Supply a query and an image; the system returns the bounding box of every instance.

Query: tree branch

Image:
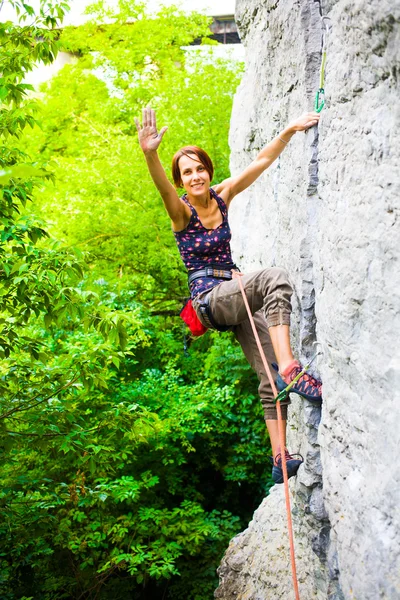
[0,372,81,420]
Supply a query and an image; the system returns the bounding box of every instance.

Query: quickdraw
[274,349,321,404]
[314,17,332,113]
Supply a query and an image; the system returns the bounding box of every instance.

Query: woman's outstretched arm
[215,112,320,205]
[135,107,188,229]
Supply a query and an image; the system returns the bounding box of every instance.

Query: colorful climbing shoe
[270,450,304,484]
[273,360,322,403]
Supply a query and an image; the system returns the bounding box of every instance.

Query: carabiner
[314,88,325,113]
[274,388,290,405]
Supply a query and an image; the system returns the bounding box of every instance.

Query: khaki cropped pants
[192,268,293,420]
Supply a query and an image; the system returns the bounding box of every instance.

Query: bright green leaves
[0,2,262,600]
[8,0,70,30]
[0,2,76,366]
[0,1,69,111]
[0,164,46,182]
[0,0,148,394]
[61,0,211,84]
[23,6,243,312]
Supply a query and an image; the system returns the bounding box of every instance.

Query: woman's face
[178,154,210,196]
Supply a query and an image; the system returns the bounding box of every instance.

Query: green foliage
[1,327,270,600]
[23,0,243,309]
[0,0,140,415]
[0,2,272,600]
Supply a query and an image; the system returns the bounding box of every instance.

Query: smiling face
[178,153,211,196]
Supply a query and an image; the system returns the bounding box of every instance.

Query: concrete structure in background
[215,0,400,599]
[196,14,240,45]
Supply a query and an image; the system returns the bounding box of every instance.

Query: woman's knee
[267,266,290,284]
[259,267,293,295]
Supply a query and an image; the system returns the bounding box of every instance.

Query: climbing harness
[232,272,322,600]
[180,294,231,336]
[314,17,332,113]
[181,265,238,338]
[197,295,231,332]
[188,266,235,285]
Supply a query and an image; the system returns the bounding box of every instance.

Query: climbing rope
[314,17,332,113]
[232,271,301,600]
[232,271,323,599]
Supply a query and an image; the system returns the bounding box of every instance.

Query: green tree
[0,0,140,413]
[0,2,272,600]
[24,0,242,310]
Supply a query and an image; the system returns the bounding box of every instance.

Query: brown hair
[171,146,214,188]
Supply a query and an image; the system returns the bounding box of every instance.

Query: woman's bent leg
[205,267,293,331]
[233,311,290,458]
[268,324,295,373]
[193,267,322,403]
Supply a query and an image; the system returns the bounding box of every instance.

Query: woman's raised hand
[135,107,168,154]
[287,112,320,132]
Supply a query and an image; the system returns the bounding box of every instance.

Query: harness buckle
[198,296,230,332]
[212,269,227,278]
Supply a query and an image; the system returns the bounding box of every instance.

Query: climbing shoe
[270,450,304,484]
[273,360,322,403]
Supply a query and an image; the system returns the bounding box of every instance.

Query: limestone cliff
[215,1,400,599]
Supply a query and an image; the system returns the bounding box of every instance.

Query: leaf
[0,165,47,183]
[111,355,120,369]
[89,457,96,475]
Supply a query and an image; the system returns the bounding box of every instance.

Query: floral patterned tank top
[173,188,236,298]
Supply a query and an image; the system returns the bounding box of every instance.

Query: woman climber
[135,107,322,484]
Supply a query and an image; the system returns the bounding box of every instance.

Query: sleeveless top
[173,188,236,298]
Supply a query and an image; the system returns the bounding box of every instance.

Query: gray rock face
[215,1,400,599]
